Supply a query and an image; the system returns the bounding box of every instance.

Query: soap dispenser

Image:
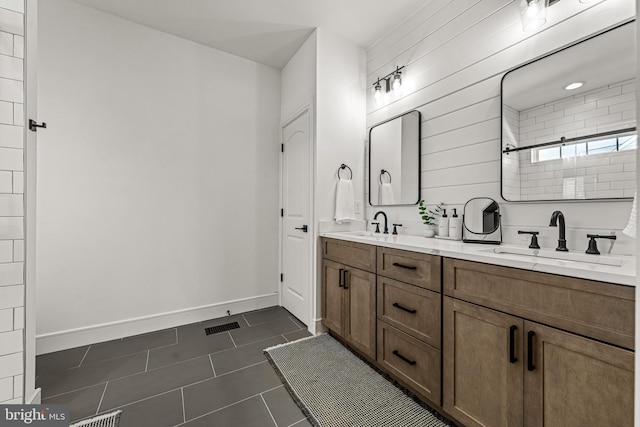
[449,208,462,240]
[438,209,449,237]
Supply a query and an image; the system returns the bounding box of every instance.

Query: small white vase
[424,229,435,238]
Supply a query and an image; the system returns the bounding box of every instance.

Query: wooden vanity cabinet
[376,247,442,405]
[443,258,634,427]
[321,239,377,360]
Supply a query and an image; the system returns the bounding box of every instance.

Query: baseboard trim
[314,318,327,335]
[36,293,279,355]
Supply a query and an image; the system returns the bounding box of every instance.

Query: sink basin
[341,231,388,239]
[482,247,625,267]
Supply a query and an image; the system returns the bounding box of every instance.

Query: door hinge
[280,208,284,217]
[281,144,284,152]
[280,273,284,282]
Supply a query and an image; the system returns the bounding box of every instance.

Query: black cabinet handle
[509,325,517,363]
[392,350,416,366]
[343,270,348,289]
[527,331,536,371]
[392,302,417,314]
[392,262,417,270]
[294,225,308,232]
[338,269,344,288]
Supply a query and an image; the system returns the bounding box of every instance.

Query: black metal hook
[337,164,352,180]
[29,119,47,132]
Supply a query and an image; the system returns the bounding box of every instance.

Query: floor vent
[205,322,240,335]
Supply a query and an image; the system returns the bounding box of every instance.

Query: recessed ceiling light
[564,82,584,91]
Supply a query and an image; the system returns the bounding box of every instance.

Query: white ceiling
[69,0,430,69]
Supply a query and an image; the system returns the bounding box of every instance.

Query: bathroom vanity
[320,233,634,427]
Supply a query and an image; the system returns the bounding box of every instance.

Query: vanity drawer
[377,277,440,348]
[321,238,376,273]
[377,247,441,291]
[443,258,635,349]
[377,321,441,405]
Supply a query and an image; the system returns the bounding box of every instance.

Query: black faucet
[373,211,389,234]
[549,210,568,252]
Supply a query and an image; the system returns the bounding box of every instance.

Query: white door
[281,108,312,327]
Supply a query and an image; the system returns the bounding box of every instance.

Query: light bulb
[520,0,547,32]
[374,81,383,106]
[392,73,402,94]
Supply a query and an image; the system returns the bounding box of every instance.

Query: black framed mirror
[501,20,636,202]
[369,110,421,206]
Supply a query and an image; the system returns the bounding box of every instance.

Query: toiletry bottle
[449,208,462,240]
[438,209,449,237]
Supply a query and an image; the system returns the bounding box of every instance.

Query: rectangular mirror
[501,21,637,201]
[369,110,421,206]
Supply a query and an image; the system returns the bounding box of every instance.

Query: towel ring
[338,164,352,180]
[379,169,392,184]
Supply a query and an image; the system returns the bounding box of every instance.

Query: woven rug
[264,334,454,427]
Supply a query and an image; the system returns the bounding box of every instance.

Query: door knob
[295,225,308,233]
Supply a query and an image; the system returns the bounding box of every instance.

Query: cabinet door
[344,267,377,359]
[443,297,524,427]
[524,321,633,427]
[321,259,344,336]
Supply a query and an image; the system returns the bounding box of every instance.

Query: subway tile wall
[0,0,24,405]
[509,79,637,200]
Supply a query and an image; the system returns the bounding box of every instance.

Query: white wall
[315,28,366,320]
[0,0,25,405]
[36,0,281,352]
[281,31,316,122]
[365,0,636,255]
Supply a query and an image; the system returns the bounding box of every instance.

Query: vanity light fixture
[564,81,584,90]
[373,65,405,107]
[520,0,549,32]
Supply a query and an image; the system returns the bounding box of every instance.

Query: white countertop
[320,231,637,287]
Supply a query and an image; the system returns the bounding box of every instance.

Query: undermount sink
[482,246,625,267]
[343,231,389,239]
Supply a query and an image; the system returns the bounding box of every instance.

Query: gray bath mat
[264,334,454,427]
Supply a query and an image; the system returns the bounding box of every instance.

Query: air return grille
[205,321,240,335]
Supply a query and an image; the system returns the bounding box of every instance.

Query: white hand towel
[623,190,636,238]
[335,178,356,224]
[379,182,395,205]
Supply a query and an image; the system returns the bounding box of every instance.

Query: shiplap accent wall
[0,0,24,404]
[365,0,636,254]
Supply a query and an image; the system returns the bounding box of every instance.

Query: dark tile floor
[36,306,313,427]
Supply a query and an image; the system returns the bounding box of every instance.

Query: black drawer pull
[338,269,344,288]
[343,270,349,290]
[509,325,517,364]
[527,331,536,371]
[392,262,417,270]
[392,350,416,366]
[392,302,417,314]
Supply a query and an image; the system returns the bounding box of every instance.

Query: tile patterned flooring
[36,306,313,427]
